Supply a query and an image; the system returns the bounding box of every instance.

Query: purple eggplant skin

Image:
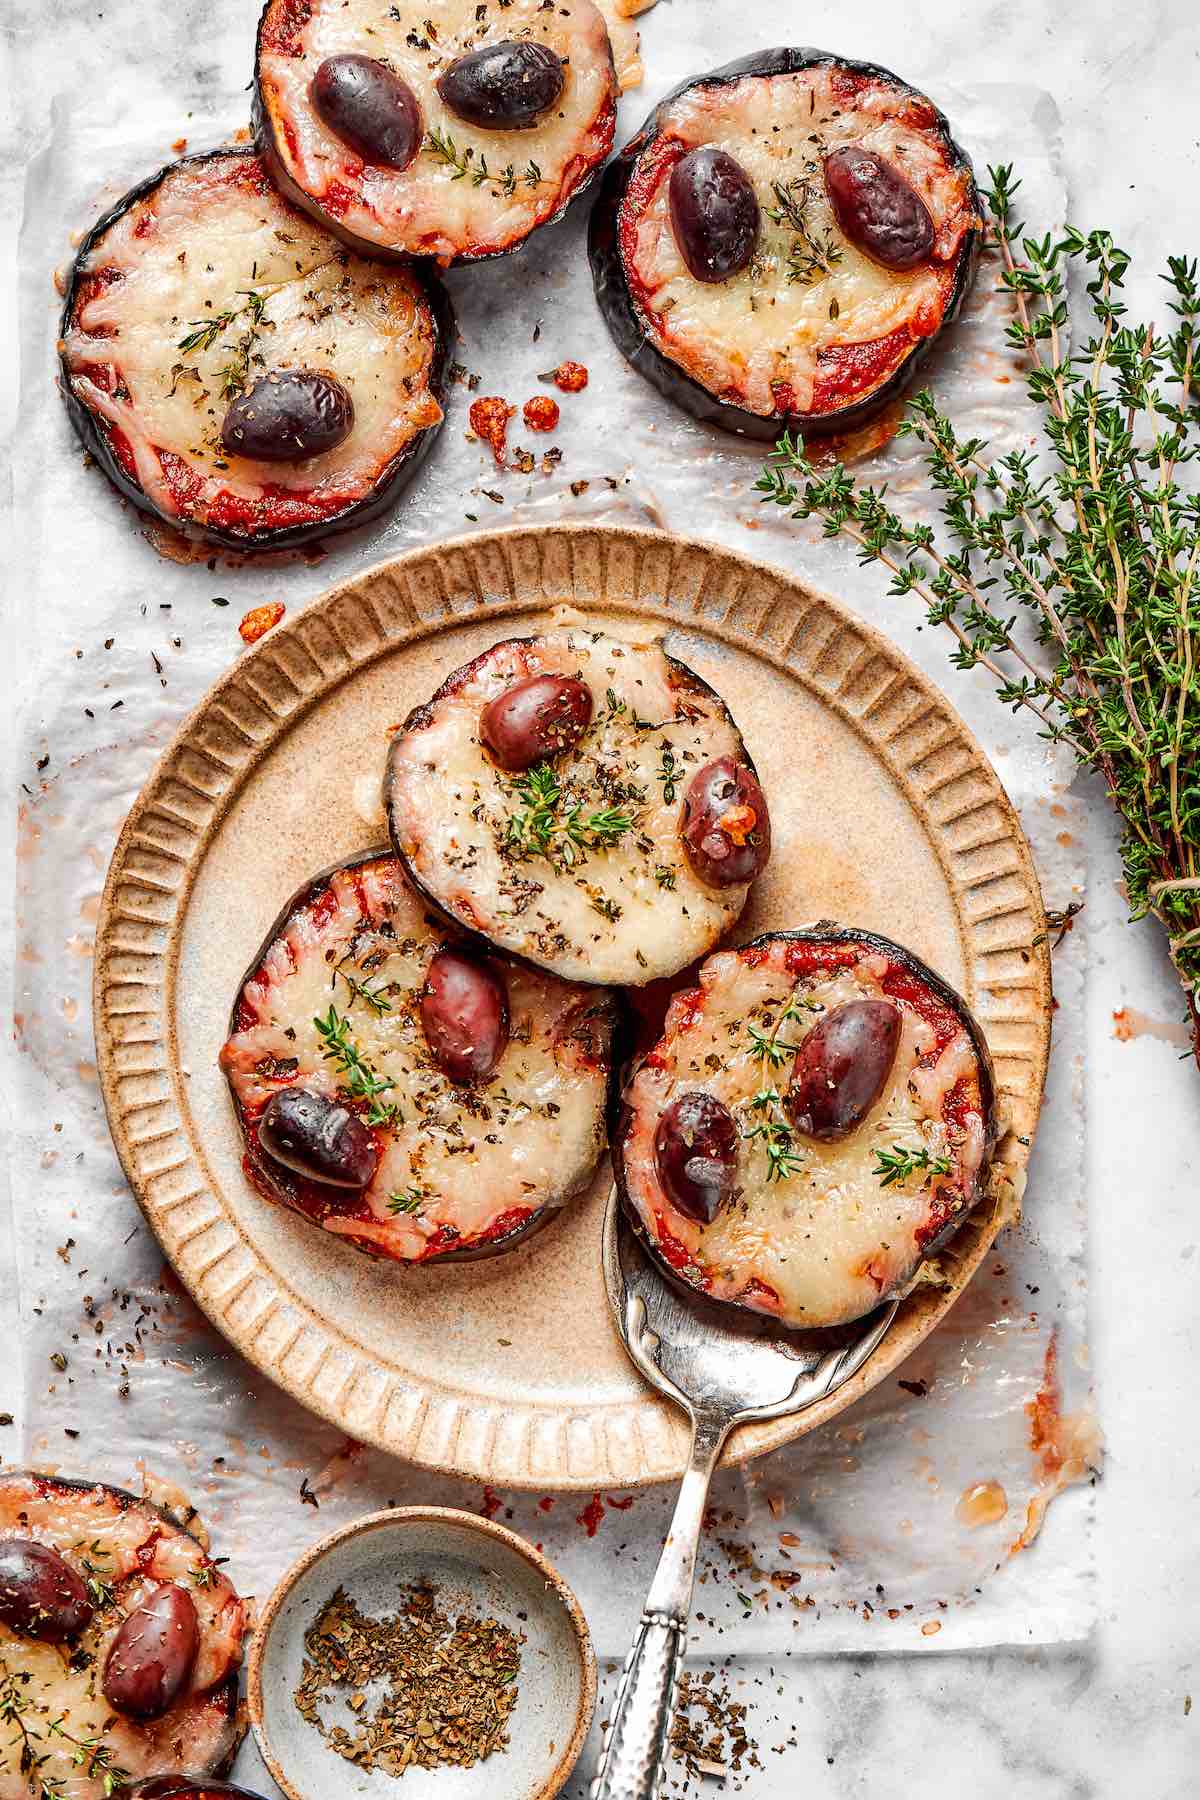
[59,148,453,554]
[223,847,626,1267]
[612,925,1001,1324]
[383,638,762,986]
[589,46,981,440]
[252,0,617,267]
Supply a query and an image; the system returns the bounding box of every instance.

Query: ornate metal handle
[590,1413,729,1800]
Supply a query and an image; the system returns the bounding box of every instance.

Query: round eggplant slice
[614,928,997,1329]
[60,148,450,552]
[384,625,767,986]
[219,851,619,1264]
[589,48,981,438]
[255,0,618,265]
[0,1471,245,1800]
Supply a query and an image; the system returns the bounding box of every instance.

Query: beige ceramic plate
[94,524,1050,1489]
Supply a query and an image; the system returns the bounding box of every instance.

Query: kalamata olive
[654,1091,739,1225]
[221,371,354,463]
[0,1538,93,1641]
[823,146,935,272]
[421,947,509,1084]
[436,39,565,131]
[479,674,593,772]
[668,146,760,283]
[680,757,770,888]
[103,1582,198,1721]
[258,1088,379,1188]
[312,54,422,169]
[785,1000,902,1140]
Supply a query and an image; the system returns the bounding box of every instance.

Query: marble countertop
[3,1,1199,1795]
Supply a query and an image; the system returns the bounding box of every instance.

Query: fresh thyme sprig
[765,177,842,286]
[335,961,394,1017]
[423,129,540,197]
[313,1005,402,1127]
[504,763,633,867]
[741,1087,806,1182]
[757,163,1200,1065]
[177,310,237,356]
[873,1144,953,1188]
[44,1722,127,1798]
[744,987,822,1070]
[656,745,679,805]
[386,1187,426,1216]
[1,1654,128,1800]
[177,289,270,398]
[78,1543,115,1611]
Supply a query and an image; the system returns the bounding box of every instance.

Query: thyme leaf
[873,1145,952,1188]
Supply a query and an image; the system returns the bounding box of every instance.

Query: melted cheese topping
[0,1475,244,1800]
[623,65,977,416]
[620,937,990,1328]
[385,626,752,986]
[62,153,442,531]
[594,0,653,90]
[259,0,616,261]
[220,855,615,1260]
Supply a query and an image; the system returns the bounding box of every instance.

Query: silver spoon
[590,1190,899,1800]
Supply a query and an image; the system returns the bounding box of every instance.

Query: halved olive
[668,146,760,283]
[479,674,593,772]
[654,1091,739,1225]
[823,146,935,271]
[312,54,422,169]
[421,947,509,1084]
[785,999,901,1140]
[221,371,354,463]
[680,757,770,888]
[258,1088,379,1187]
[103,1582,199,1721]
[0,1538,93,1641]
[436,39,565,131]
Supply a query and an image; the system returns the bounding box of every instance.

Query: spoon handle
[590,1412,729,1800]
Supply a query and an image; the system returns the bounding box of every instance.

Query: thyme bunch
[757,164,1200,1065]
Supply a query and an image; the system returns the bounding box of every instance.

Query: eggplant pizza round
[590,48,981,437]
[59,148,450,551]
[384,624,771,987]
[255,0,618,264]
[0,1472,246,1800]
[219,850,620,1264]
[614,928,997,1329]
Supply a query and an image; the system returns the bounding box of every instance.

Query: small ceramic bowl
[248,1506,596,1800]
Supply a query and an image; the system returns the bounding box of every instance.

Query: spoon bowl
[592,1191,898,1800]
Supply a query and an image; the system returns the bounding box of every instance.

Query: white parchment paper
[6,31,1095,1784]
